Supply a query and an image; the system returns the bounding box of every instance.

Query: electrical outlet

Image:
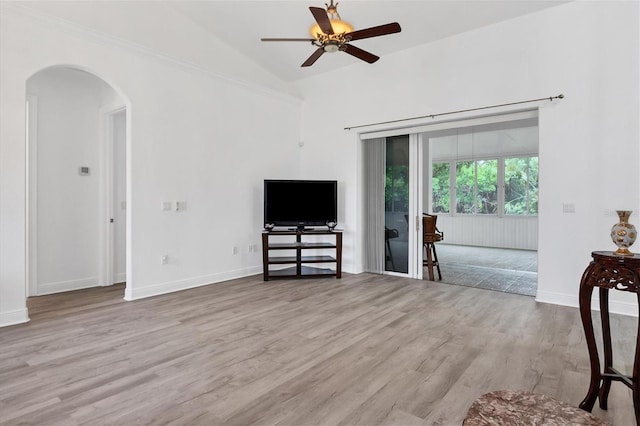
[161,255,168,264]
[252,244,258,253]
[232,246,238,255]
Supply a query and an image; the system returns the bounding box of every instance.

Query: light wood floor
[1,273,636,425]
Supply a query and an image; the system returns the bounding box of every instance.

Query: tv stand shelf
[262,230,342,281]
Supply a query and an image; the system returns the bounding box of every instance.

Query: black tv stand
[262,229,342,281]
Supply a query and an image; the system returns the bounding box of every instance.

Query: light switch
[562,203,575,213]
[161,201,172,211]
[176,201,187,211]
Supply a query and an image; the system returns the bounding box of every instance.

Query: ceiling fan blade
[301,47,325,67]
[310,6,334,35]
[343,44,379,64]
[346,22,401,41]
[261,38,316,42]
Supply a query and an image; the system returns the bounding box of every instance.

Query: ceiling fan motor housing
[323,40,341,53]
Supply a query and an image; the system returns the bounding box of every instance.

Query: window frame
[431,154,538,217]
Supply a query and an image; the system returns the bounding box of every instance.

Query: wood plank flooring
[0,273,636,425]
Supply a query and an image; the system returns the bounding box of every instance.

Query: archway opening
[26,66,130,301]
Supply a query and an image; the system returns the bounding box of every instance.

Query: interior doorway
[363,110,539,296]
[422,117,539,296]
[26,66,128,297]
[105,108,127,286]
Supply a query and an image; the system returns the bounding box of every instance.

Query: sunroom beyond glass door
[385,135,410,273]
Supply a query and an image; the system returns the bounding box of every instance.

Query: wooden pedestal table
[579,251,640,424]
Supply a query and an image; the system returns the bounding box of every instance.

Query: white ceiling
[16,0,570,83]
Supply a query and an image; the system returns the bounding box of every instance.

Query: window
[455,159,497,214]
[476,159,498,214]
[432,156,538,216]
[505,156,538,215]
[431,162,450,213]
[455,161,474,214]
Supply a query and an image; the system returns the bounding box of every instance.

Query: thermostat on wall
[79,166,90,176]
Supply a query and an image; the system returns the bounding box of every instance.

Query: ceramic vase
[610,210,637,256]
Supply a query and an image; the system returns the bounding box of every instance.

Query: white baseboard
[0,308,30,328]
[124,266,263,301]
[346,262,362,274]
[37,277,98,295]
[535,290,578,309]
[536,289,639,317]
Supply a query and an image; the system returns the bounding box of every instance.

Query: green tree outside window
[432,162,450,213]
[505,157,538,215]
[455,160,497,214]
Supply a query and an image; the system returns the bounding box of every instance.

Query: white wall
[11,1,297,98]
[1,1,638,327]
[0,4,302,326]
[437,216,538,250]
[296,1,640,315]
[27,67,119,295]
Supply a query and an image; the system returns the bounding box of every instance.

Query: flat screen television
[264,179,337,230]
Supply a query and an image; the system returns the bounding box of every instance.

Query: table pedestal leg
[579,266,600,412]
[634,293,640,424]
[578,253,640,422]
[599,288,612,410]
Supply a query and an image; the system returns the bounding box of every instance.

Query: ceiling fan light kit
[323,41,341,53]
[310,20,353,39]
[261,0,401,67]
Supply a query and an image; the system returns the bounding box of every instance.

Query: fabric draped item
[363,138,385,273]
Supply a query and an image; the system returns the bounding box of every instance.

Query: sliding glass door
[384,135,422,276]
[384,136,408,273]
[363,110,538,284]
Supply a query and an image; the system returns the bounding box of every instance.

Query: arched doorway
[26,65,130,299]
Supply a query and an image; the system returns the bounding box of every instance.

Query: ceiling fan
[261,1,401,67]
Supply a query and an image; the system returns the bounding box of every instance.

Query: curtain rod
[344,94,565,131]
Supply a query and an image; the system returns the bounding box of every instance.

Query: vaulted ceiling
[16,1,570,83]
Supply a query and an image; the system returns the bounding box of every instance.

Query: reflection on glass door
[385,135,409,273]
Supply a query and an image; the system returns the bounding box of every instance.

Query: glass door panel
[385,135,410,273]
